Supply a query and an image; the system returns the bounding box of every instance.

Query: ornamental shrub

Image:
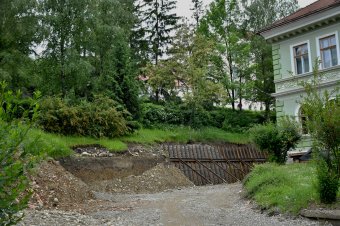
[222,109,266,133]
[317,159,339,204]
[140,102,269,130]
[250,117,301,164]
[39,96,130,138]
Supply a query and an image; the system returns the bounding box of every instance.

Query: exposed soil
[28,144,192,211]
[89,164,194,194]
[28,160,94,210]
[23,144,333,226]
[21,183,327,226]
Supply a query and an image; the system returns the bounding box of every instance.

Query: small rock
[81,152,91,157]
[98,152,108,157]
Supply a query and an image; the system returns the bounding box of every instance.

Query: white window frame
[295,104,309,135]
[316,31,340,69]
[290,40,312,75]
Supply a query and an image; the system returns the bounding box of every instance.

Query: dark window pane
[320,38,328,48]
[296,57,302,74]
[301,45,308,54]
[330,35,336,46]
[295,46,301,56]
[331,47,338,66]
[303,55,309,73]
[322,49,332,68]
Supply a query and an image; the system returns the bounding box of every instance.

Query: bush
[39,96,130,138]
[179,103,211,128]
[0,88,36,122]
[0,82,42,225]
[222,109,266,132]
[317,160,339,204]
[140,102,269,130]
[249,117,301,164]
[300,65,340,204]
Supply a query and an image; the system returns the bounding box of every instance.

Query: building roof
[260,0,340,33]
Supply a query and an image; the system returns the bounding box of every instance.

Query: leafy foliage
[300,65,340,203]
[317,159,339,204]
[0,82,41,225]
[140,101,266,130]
[0,0,38,91]
[39,96,131,138]
[250,117,301,164]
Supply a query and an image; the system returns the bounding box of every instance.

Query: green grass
[244,163,340,214]
[123,127,249,144]
[29,126,249,158]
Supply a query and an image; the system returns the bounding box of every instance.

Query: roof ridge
[259,0,340,34]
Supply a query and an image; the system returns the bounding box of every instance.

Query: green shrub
[222,109,266,132]
[317,159,339,204]
[39,96,130,138]
[0,81,42,225]
[249,117,301,164]
[179,103,211,128]
[0,88,36,122]
[140,103,184,128]
[300,65,339,204]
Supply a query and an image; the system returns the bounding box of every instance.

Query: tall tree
[0,0,38,91]
[138,0,179,64]
[243,0,298,116]
[200,0,246,110]
[191,0,204,27]
[38,0,94,96]
[146,22,226,108]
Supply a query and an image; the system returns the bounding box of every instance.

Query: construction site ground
[18,144,330,226]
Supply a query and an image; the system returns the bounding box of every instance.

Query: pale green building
[260,0,340,159]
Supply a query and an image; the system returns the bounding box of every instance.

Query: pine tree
[138,0,179,65]
[191,0,204,27]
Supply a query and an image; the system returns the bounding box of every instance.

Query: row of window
[291,32,340,75]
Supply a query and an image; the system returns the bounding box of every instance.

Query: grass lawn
[31,126,249,158]
[244,163,340,215]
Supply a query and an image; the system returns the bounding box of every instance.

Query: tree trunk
[60,31,66,97]
[228,55,235,111]
[238,75,242,111]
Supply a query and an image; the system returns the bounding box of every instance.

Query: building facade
[260,0,340,155]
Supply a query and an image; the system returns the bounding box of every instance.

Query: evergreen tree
[191,0,204,27]
[138,0,179,64]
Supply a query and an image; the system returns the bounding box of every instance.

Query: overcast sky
[176,0,318,19]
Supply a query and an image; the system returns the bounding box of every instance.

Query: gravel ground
[19,183,330,226]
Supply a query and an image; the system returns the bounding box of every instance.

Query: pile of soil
[28,145,193,211]
[29,160,94,210]
[89,163,194,194]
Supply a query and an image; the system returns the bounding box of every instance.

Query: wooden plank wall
[164,143,267,186]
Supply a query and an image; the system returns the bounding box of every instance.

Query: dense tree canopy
[0,0,299,121]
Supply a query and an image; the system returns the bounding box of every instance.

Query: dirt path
[19,183,326,226]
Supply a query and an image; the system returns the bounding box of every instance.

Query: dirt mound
[29,160,94,210]
[89,163,194,194]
